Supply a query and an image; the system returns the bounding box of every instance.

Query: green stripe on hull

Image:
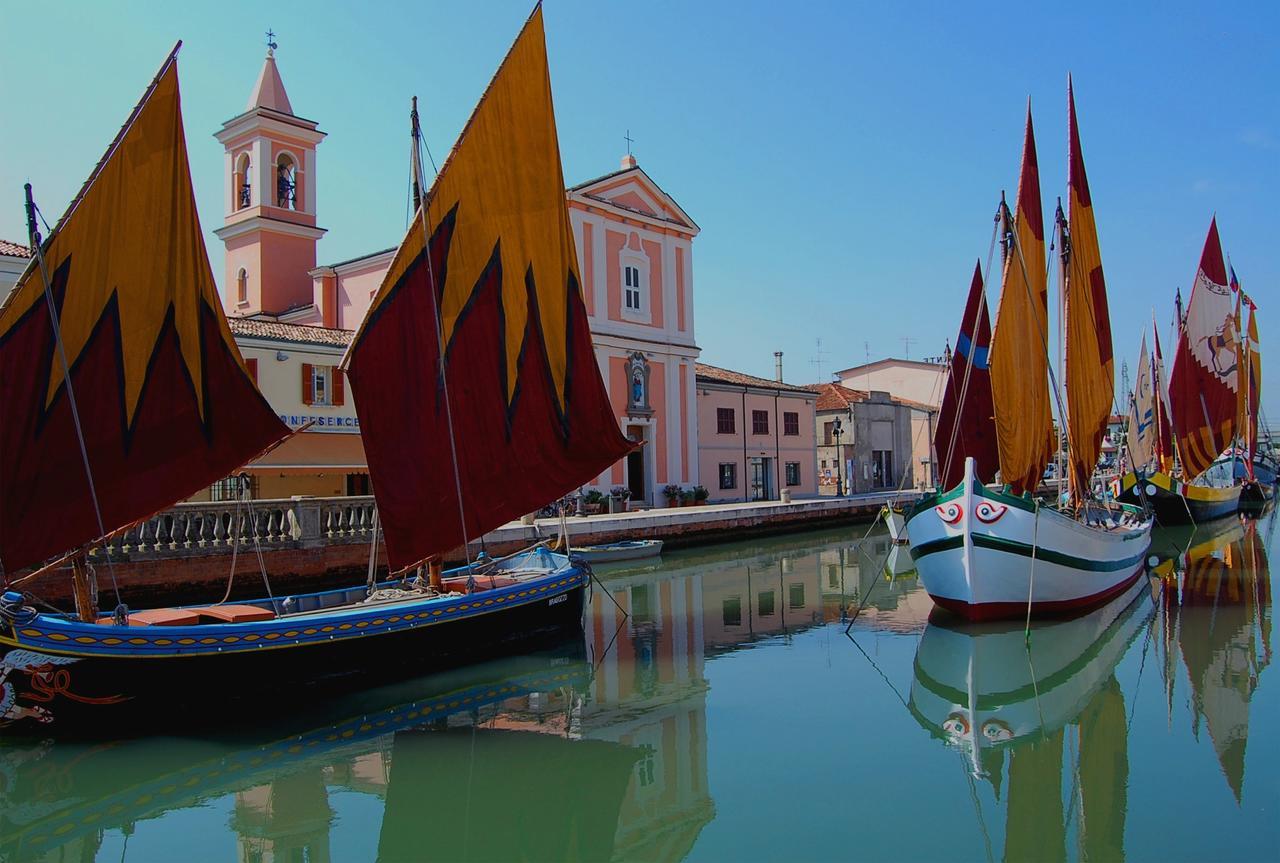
[912,532,1147,572]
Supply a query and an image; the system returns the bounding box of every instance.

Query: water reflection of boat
[0,650,639,862]
[909,577,1151,860]
[1158,514,1271,802]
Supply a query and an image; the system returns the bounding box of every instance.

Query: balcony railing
[87,496,379,561]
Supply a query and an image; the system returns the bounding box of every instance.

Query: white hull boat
[574,539,663,564]
[906,458,1153,621]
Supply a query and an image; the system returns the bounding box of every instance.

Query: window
[210,474,257,502]
[346,473,371,496]
[719,462,737,490]
[784,411,800,436]
[630,584,653,624]
[828,565,839,588]
[716,407,735,434]
[789,583,806,609]
[758,590,775,616]
[236,268,248,304]
[236,153,252,209]
[823,421,835,446]
[624,264,642,311]
[722,596,742,627]
[820,459,828,469]
[276,154,298,209]
[301,363,345,406]
[752,410,769,435]
[872,450,893,489]
[786,462,801,486]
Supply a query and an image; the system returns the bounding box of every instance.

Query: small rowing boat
[574,539,664,564]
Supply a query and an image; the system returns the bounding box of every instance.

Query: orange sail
[344,8,632,571]
[1244,298,1261,466]
[989,106,1053,494]
[0,51,290,574]
[1169,219,1239,479]
[1062,81,1115,499]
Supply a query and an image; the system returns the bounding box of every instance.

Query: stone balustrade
[87,495,379,561]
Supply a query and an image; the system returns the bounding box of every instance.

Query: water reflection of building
[702,553,827,650]
[1159,516,1272,802]
[585,569,714,861]
[233,769,333,863]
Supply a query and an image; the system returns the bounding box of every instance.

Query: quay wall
[24,493,918,608]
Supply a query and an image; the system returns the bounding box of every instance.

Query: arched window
[236,268,248,304]
[236,153,252,209]
[276,154,297,210]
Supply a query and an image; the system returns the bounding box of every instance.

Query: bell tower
[214,37,326,317]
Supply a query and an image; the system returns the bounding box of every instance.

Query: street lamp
[833,418,844,496]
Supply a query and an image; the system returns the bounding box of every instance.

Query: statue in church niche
[627,352,653,416]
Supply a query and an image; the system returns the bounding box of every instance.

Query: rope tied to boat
[0,591,36,626]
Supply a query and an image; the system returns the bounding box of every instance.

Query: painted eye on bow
[942,712,970,737]
[982,719,1013,741]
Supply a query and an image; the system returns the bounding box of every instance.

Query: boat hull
[1117,470,1241,523]
[906,458,1152,621]
[0,557,585,733]
[881,505,909,545]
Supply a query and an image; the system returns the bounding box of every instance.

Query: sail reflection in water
[1150,515,1272,802]
[907,512,1273,861]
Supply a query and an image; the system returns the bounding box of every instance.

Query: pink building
[216,49,702,506]
[694,363,817,503]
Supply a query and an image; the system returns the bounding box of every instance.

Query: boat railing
[85,495,380,561]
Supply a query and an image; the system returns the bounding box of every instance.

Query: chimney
[774,351,784,382]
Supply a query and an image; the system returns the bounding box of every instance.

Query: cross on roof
[266,29,278,54]
[624,129,634,155]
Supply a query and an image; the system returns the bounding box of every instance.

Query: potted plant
[662,484,682,508]
[583,488,605,515]
[679,488,695,507]
[693,485,709,505]
[609,486,631,513]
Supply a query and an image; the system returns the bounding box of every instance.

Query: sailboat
[1118,222,1246,521]
[906,83,1153,621]
[1217,279,1274,503]
[0,9,632,730]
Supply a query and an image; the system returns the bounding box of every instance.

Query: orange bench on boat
[188,604,276,623]
[97,608,201,627]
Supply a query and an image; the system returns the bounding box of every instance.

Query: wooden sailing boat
[1223,280,1274,503]
[1118,221,1246,521]
[905,83,1153,620]
[0,9,632,731]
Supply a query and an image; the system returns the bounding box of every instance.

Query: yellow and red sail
[989,107,1053,494]
[1062,81,1115,500]
[344,8,632,571]
[1243,298,1261,467]
[0,52,290,574]
[1169,219,1239,479]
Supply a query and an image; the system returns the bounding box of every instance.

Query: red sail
[1169,219,1239,479]
[935,260,999,489]
[344,9,632,571]
[0,54,290,574]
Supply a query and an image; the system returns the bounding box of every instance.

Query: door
[749,457,773,501]
[627,425,647,503]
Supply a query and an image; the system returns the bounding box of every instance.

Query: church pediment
[569,167,698,234]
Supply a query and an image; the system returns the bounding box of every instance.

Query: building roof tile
[0,239,32,258]
[229,317,353,348]
[695,362,813,394]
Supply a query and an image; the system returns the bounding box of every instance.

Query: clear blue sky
[2,1,1276,418]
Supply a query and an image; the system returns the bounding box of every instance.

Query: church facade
[216,49,699,506]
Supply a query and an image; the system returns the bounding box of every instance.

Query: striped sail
[989,107,1053,494]
[1169,220,1239,479]
[1062,82,1115,499]
[1128,335,1156,471]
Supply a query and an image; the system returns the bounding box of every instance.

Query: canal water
[2,512,1276,862]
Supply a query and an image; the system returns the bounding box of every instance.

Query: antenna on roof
[266,28,278,55]
[900,336,916,359]
[809,337,829,382]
